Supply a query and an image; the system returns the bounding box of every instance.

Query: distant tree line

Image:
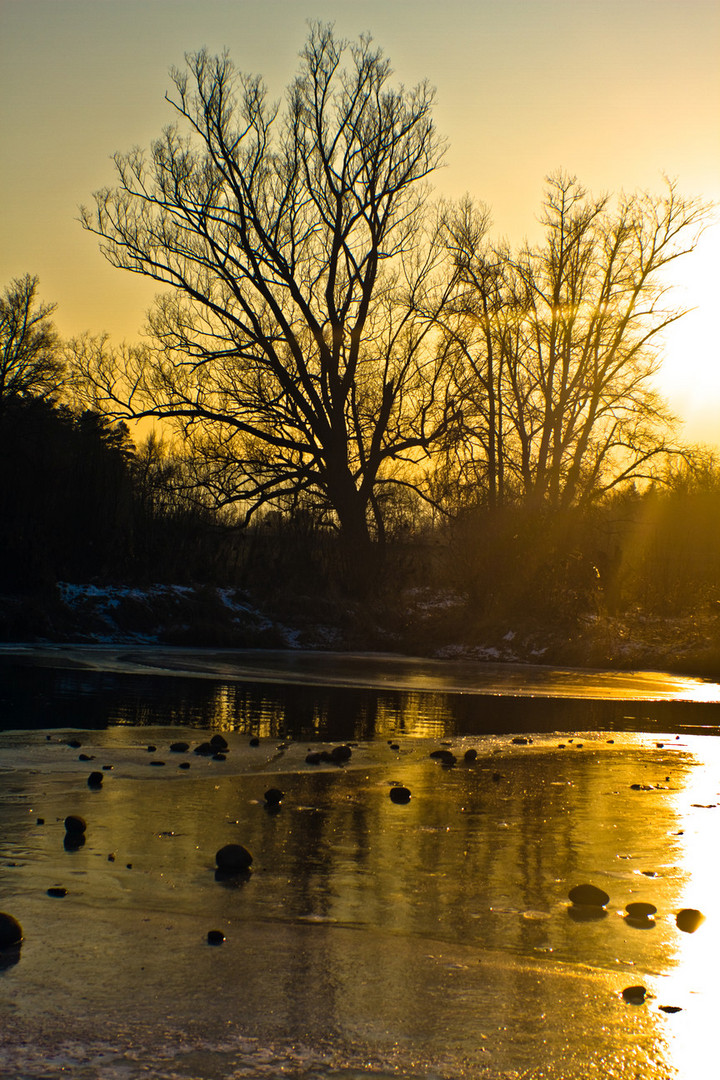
[2,25,718,628]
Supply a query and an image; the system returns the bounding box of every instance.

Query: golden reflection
[659,735,720,1080]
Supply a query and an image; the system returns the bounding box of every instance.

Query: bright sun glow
[657,223,720,448]
[660,737,720,1079]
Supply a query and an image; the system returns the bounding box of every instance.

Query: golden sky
[1,0,718,445]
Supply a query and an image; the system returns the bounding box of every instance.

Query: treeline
[1,390,718,631]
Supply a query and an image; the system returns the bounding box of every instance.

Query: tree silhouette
[76,25,455,564]
[440,174,709,510]
[0,275,63,410]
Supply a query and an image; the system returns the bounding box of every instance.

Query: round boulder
[264,788,283,806]
[215,843,253,875]
[210,734,228,751]
[0,912,23,949]
[207,929,225,945]
[568,883,610,908]
[676,908,704,934]
[64,815,87,836]
[170,742,190,753]
[626,902,657,919]
[389,786,411,804]
[622,985,647,1005]
[87,771,104,788]
[330,744,352,764]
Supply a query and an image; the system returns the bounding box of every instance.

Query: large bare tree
[76,25,454,557]
[440,174,709,510]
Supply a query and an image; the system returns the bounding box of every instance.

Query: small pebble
[249,737,260,747]
[389,786,411,804]
[87,772,104,787]
[64,815,87,835]
[464,749,478,762]
[170,742,190,753]
[622,985,647,1005]
[178,762,191,770]
[264,788,283,806]
[207,930,225,945]
[47,887,67,898]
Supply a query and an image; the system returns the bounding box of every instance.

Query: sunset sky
[1,0,718,445]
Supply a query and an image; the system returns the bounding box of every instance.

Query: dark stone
[212,753,226,762]
[149,760,165,767]
[622,985,647,1004]
[330,744,352,763]
[146,745,157,753]
[64,832,85,851]
[102,765,113,770]
[66,739,82,749]
[170,742,190,753]
[87,771,104,787]
[249,737,260,747]
[626,902,657,919]
[210,734,228,751]
[108,853,115,861]
[64,815,87,835]
[264,788,283,806]
[178,762,191,770]
[305,752,322,765]
[676,908,704,934]
[511,737,529,745]
[207,930,225,945]
[47,887,67,898]
[0,912,23,949]
[36,818,44,825]
[430,749,456,765]
[464,749,478,762]
[659,1005,682,1013]
[389,786,411,804]
[569,883,610,908]
[492,772,503,782]
[78,753,94,761]
[215,843,253,875]
[390,743,400,751]
[194,742,214,756]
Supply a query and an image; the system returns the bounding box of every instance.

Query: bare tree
[76,25,455,560]
[0,275,63,410]
[441,174,710,510]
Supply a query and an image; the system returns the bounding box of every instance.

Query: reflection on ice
[1,722,718,1077]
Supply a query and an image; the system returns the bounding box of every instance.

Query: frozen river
[1,646,719,1078]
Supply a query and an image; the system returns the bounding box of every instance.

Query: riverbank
[1,582,718,679]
